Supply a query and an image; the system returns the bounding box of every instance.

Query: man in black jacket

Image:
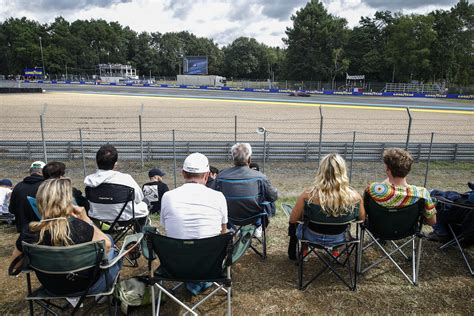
[9,161,45,232]
[142,168,169,214]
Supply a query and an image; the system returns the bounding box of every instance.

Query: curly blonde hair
[307,154,358,216]
[29,178,74,246]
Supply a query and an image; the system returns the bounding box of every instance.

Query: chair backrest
[22,240,105,295]
[364,193,424,240]
[146,231,233,281]
[303,202,359,235]
[86,183,135,224]
[215,178,265,223]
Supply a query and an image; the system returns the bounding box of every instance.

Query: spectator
[206,165,219,188]
[288,154,365,260]
[160,152,228,295]
[366,148,436,225]
[11,178,121,295]
[0,179,13,216]
[214,143,278,237]
[9,161,45,232]
[42,161,89,210]
[84,145,148,228]
[142,168,169,214]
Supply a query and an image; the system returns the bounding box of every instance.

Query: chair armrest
[281,203,294,218]
[100,233,144,269]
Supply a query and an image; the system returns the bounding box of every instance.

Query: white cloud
[0,0,459,47]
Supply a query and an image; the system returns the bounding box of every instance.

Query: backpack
[114,276,160,314]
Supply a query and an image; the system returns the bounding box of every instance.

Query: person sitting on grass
[288,153,365,260]
[365,148,436,226]
[11,178,121,295]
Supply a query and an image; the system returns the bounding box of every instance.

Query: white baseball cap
[30,161,46,169]
[182,153,209,173]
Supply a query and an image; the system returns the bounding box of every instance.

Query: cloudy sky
[0,0,458,47]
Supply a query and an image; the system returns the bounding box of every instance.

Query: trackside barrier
[20,80,474,100]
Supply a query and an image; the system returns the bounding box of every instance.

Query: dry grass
[0,160,473,315]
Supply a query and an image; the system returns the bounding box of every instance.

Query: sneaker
[424,231,449,243]
[254,226,263,238]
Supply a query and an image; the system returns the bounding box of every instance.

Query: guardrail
[1,140,472,162]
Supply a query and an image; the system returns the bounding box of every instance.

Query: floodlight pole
[39,36,46,79]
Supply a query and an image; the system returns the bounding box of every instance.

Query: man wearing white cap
[9,161,45,232]
[160,152,228,240]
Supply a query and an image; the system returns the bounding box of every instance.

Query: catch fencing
[0,107,472,187]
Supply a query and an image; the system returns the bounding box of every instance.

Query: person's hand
[71,205,88,221]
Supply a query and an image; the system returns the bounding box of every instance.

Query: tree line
[0,0,472,88]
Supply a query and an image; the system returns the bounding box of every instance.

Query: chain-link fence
[0,104,472,190]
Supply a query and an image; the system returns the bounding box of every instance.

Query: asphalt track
[36,83,474,114]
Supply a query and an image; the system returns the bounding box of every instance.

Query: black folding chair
[435,196,474,276]
[296,202,361,291]
[358,193,424,285]
[215,177,269,259]
[86,183,137,244]
[146,230,236,316]
[9,234,143,316]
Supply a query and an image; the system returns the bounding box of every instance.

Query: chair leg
[262,223,267,260]
[357,228,365,274]
[27,273,34,316]
[157,282,163,316]
[297,241,303,290]
[415,237,422,285]
[227,266,232,316]
[448,224,474,275]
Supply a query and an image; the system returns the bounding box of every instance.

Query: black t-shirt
[16,217,96,295]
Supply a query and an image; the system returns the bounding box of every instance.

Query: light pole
[39,36,46,79]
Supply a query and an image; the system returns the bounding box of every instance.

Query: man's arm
[263,177,278,202]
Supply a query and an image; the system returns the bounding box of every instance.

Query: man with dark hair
[214,143,278,237]
[42,161,66,179]
[366,148,436,225]
[206,165,219,188]
[42,161,89,210]
[84,145,148,225]
[9,161,45,232]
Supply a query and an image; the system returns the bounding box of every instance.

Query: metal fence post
[318,105,323,165]
[172,129,177,188]
[40,104,48,163]
[424,132,434,187]
[139,104,144,168]
[349,131,356,184]
[405,107,412,150]
[234,115,237,143]
[262,130,267,174]
[79,128,86,178]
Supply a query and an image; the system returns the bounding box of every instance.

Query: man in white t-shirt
[161,153,228,239]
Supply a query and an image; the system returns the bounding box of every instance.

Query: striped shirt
[366,182,436,219]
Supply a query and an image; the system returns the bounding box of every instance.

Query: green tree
[283,0,349,81]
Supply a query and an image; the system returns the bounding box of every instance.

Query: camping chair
[215,177,269,259]
[435,196,474,276]
[296,202,361,291]
[146,226,255,316]
[9,233,143,316]
[86,183,137,244]
[357,193,424,285]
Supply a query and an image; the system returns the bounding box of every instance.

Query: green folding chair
[357,193,424,285]
[297,202,361,291]
[9,233,143,316]
[146,226,255,316]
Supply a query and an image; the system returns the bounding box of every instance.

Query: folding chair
[9,233,143,316]
[435,196,474,276]
[357,193,424,285]
[146,228,253,316]
[296,202,361,291]
[215,178,269,259]
[86,183,137,244]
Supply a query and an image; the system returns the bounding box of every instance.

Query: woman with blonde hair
[288,154,365,259]
[11,178,120,294]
